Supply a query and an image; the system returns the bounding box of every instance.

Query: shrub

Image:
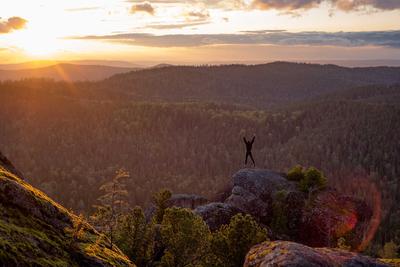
[299,167,327,193]
[114,207,154,266]
[153,189,172,224]
[160,207,210,267]
[271,190,288,236]
[287,165,304,182]
[378,241,399,259]
[210,213,268,267]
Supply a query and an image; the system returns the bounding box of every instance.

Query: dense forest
[0,62,399,256]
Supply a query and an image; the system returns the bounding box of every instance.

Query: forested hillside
[100,62,400,107]
[0,62,399,255]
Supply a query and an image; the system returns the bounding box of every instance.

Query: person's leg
[249,152,255,167]
[245,152,249,165]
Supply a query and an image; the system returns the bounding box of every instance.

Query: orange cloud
[131,2,155,15]
[0,17,27,34]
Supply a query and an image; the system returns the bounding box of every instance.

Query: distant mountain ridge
[0,63,139,81]
[0,60,142,70]
[101,62,400,107]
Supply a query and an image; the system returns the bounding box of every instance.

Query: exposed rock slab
[245,241,388,267]
[225,169,295,224]
[194,202,242,231]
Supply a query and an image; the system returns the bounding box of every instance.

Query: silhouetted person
[243,136,255,167]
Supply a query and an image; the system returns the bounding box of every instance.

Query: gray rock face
[0,170,72,231]
[194,169,296,230]
[225,169,294,224]
[194,202,242,231]
[167,194,208,209]
[245,241,388,267]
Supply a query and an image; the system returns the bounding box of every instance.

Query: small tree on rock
[91,168,130,248]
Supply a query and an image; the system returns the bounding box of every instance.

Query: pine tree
[91,169,130,248]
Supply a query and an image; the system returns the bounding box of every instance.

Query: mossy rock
[0,165,134,267]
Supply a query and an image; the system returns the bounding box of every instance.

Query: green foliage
[287,165,327,195]
[160,207,210,267]
[336,237,351,251]
[159,251,175,267]
[299,167,327,193]
[209,213,268,267]
[271,190,288,236]
[114,207,154,267]
[153,189,172,224]
[287,165,304,182]
[378,241,399,259]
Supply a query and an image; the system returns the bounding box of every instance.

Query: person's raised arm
[251,136,255,144]
[243,137,247,144]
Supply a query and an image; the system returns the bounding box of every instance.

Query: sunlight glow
[1,0,399,63]
[10,29,63,57]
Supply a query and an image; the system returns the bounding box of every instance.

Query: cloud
[252,0,400,11]
[0,17,27,34]
[332,0,400,11]
[146,21,210,29]
[253,0,322,10]
[127,0,245,10]
[65,7,101,12]
[186,10,210,19]
[131,2,155,15]
[74,30,400,48]
[128,0,400,11]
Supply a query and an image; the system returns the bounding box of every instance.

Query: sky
[1,0,400,64]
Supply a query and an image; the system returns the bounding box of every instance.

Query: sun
[10,28,63,57]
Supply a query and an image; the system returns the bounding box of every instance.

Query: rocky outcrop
[194,169,298,230]
[194,168,372,251]
[194,202,242,231]
[0,158,134,266]
[0,151,24,180]
[225,169,295,225]
[244,241,388,267]
[167,194,208,209]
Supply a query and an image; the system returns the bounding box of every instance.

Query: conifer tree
[91,169,130,248]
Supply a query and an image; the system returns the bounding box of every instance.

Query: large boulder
[194,202,242,231]
[244,241,388,267]
[225,169,295,224]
